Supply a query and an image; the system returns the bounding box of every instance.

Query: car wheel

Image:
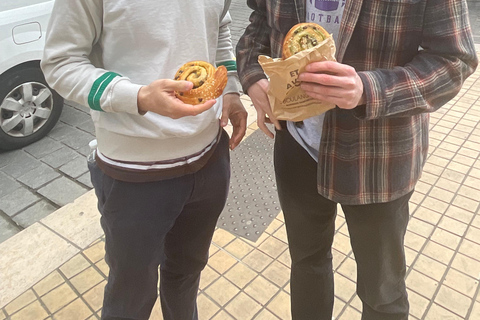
[0,66,64,151]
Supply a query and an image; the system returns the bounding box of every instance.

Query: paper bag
[258,35,337,122]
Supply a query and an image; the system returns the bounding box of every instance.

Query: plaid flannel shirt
[236,0,478,205]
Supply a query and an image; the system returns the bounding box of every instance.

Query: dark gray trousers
[89,131,230,320]
[274,127,411,320]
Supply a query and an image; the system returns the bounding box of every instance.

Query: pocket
[88,160,106,209]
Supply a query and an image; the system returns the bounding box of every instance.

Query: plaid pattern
[236,0,478,205]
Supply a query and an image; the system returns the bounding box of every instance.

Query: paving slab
[467,1,480,44]
[40,146,82,169]
[76,144,92,157]
[0,187,40,217]
[37,176,89,207]
[40,190,103,249]
[46,121,75,141]
[0,223,80,308]
[58,129,95,151]
[12,200,57,229]
[65,100,90,113]
[23,136,63,159]
[58,105,92,127]
[17,163,61,189]
[0,172,22,198]
[0,149,22,169]
[1,152,40,179]
[76,119,96,135]
[58,156,89,179]
[0,215,20,243]
[77,172,94,189]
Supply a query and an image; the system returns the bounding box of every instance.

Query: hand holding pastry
[174,61,228,105]
[137,79,216,119]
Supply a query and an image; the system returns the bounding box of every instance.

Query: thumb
[163,79,194,92]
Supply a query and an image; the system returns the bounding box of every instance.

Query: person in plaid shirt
[236,0,478,319]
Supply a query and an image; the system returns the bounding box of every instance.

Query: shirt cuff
[224,74,243,95]
[356,71,383,120]
[105,78,144,115]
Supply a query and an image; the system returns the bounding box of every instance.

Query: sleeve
[235,0,272,94]
[355,0,478,120]
[216,12,242,95]
[40,0,142,115]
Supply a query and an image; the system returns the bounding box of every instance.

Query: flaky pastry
[174,61,227,105]
[282,23,330,59]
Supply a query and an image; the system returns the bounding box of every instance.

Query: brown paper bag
[258,35,337,122]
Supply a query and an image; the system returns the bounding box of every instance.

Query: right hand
[247,79,281,138]
[137,79,216,119]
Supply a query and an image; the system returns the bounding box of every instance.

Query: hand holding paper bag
[300,61,365,111]
[258,23,337,122]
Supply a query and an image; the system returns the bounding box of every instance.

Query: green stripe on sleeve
[217,60,237,72]
[88,72,121,111]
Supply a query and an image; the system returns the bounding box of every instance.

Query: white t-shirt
[287,0,346,161]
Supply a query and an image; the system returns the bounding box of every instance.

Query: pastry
[174,61,227,105]
[282,23,330,59]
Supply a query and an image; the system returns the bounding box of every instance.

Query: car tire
[0,66,63,151]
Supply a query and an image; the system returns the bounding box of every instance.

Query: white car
[0,0,63,150]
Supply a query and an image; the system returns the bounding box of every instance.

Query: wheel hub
[20,101,36,117]
[0,81,53,137]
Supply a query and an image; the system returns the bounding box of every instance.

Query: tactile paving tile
[218,129,282,242]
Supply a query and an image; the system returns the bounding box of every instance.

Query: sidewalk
[1,64,479,319]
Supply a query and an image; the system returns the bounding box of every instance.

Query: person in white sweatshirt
[41,1,247,319]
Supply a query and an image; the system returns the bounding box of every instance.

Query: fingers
[298,61,364,110]
[193,99,217,114]
[257,112,275,139]
[248,80,279,137]
[260,105,281,131]
[269,115,282,131]
[302,89,337,105]
[162,79,194,92]
[229,116,247,150]
[253,102,276,138]
[301,61,358,87]
[301,82,343,98]
[169,99,216,119]
[305,60,349,74]
[299,72,349,88]
[302,85,360,110]
[220,104,229,127]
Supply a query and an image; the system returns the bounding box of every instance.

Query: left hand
[299,61,366,109]
[221,93,248,150]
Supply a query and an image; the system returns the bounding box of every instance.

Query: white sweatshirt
[41,0,241,163]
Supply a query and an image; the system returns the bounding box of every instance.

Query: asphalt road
[0,0,479,243]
